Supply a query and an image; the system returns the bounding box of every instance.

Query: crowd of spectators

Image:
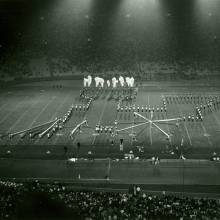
[1,56,220,83]
[0,180,220,220]
[1,0,220,83]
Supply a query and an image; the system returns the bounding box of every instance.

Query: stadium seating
[0,180,219,219]
[1,56,220,83]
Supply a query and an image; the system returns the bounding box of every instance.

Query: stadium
[0,0,220,219]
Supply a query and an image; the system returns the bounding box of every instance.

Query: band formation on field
[1,76,220,157]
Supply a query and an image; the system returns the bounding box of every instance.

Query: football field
[0,80,220,160]
[0,79,220,194]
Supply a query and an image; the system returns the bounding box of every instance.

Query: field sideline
[0,158,220,195]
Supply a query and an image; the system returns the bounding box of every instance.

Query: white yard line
[0,91,23,112]
[0,102,8,112]
[52,92,73,145]
[183,121,192,146]
[6,95,43,133]
[27,96,56,129]
[148,95,153,145]
[200,122,212,147]
[174,97,192,146]
[0,96,28,124]
[91,99,108,145]
[34,94,70,145]
[130,91,137,142]
[12,95,56,146]
[161,93,172,139]
[211,111,220,130]
[24,96,57,145]
[198,95,215,147]
[131,111,135,144]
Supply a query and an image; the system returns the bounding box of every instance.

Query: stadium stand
[1,56,220,83]
[0,180,220,220]
[0,1,220,219]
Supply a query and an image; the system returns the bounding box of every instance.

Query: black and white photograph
[0,0,220,219]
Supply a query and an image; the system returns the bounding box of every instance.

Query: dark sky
[0,0,220,68]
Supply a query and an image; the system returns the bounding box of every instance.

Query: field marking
[200,122,212,147]
[0,102,9,113]
[211,111,220,130]
[34,93,71,145]
[161,93,172,141]
[91,98,108,145]
[27,96,56,129]
[66,93,93,147]
[52,91,74,145]
[107,158,111,178]
[147,94,153,145]
[174,97,192,146]
[12,94,57,146]
[0,95,28,125]
[0,91,23,112]
[183,122,192,146]
[6,94,43,133]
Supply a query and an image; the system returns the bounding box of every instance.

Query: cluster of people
[195,107,204,122]
[46,121,61,139]
[1,0,220,82]
[83,75,135,88]
[117,105,167,115]
[74,99,93,113]
[0,180,220,220]
[197,99,220,115]
[165,95,220,106]
[95,124,115,135]
[62,105,74,123]
[83,75,93,87]
[151,156,160,165]
[211,152,220,162]
[109,87,138,102]
[45,104,75,139]
[43,103,76,139]
[80,88,92,99]
[165,95,204,104]
[181,112,204,123]
[163,95,220,122]
[116,95,168,119]
[162,98,167,113]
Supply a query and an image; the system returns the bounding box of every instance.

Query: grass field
[0,79,220,192]
[0,80,220,160]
